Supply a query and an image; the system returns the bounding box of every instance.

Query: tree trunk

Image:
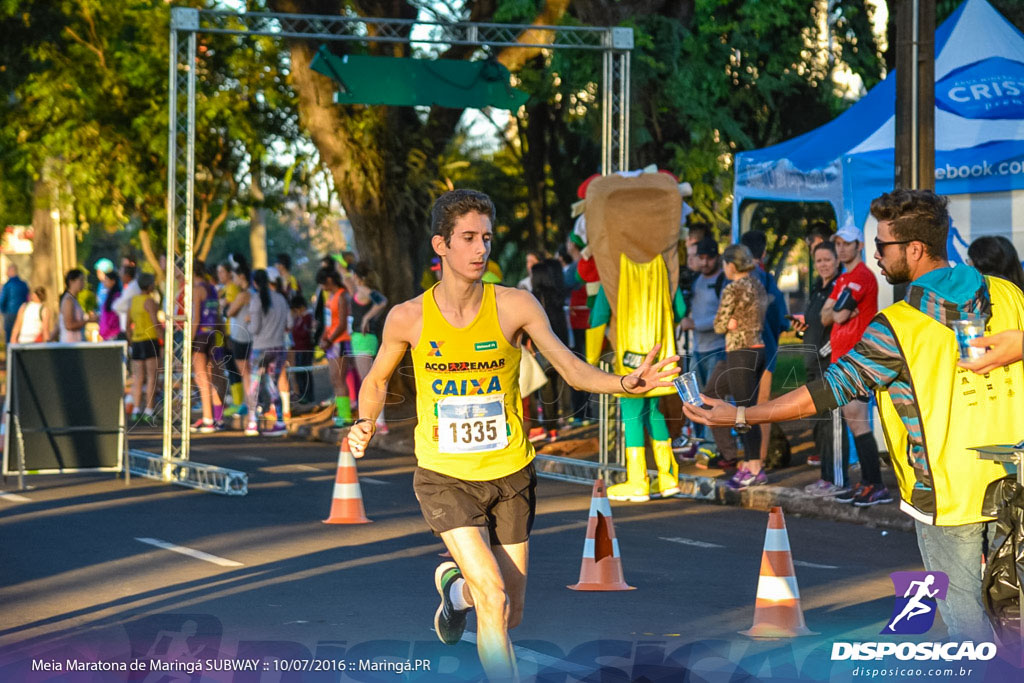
[30,178,58,301]
[250,161,268,269]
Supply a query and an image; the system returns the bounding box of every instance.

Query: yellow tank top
[412,283,534,481]
[130,294,159,341]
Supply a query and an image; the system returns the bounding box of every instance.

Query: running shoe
[189,418,206,433]
[264,421,287,437]
[375,420,389,435]
[223,404,242,418]
[834,482,867,504]
[333,417,353,428]
[528,427,547,443]
[547,429,559,442]
[726,469,767,490]
[803,479,849,497]
[199,420,222,434]
[671,435,699,461]
[244,422,260,437]
[806,454,822,466]
[433,562,470,645]
[853,485,894,507]
[694,447,737,470]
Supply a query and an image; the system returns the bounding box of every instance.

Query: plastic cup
[674,370,703,406]
[952,318,986,360]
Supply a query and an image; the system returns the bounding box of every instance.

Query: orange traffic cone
[568,479,634,591]
[740,507,816,637]
[323,438,371,524]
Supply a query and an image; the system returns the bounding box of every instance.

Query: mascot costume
[577,170,686,502]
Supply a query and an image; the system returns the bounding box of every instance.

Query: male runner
[347,189,678,680]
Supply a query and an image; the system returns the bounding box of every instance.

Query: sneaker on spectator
[672,435,699,461]
[695,447,737,470]
[264,421,287,437]
[244,422,260,437]
[726,469,767,490]
[803,479,833,496]
[834,482,867,504]
[547,429,558,442]
[806,454,821,466]
[375,419,389,435]
[853,485,894,507]
[190,418,206,433]
[528,427,547,443]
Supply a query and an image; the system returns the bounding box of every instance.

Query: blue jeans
[690,347,725,440]
[914,520,995,642]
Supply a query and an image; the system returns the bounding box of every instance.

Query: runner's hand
[621,344,680,392]
[682,395,737,426]
[348,420,375,458]
[958,330,1024,375]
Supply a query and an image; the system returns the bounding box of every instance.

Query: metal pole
[180,29,198,462]
[601,49,611,176]
[910,0,919,187]
[162,25,179,460]
[617,51,629,172]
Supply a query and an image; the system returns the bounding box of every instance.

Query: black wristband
[353,418,374,427]
[620,375,631,394]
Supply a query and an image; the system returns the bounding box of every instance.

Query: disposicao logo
[882,571,948,635]
[830,570,998,664]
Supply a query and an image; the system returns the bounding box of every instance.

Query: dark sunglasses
[874,237,913,252]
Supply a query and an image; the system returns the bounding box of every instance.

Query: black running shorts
[130,339,159,361]
[412,462,537,546]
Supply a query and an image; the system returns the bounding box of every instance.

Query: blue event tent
[732,0,1024,261]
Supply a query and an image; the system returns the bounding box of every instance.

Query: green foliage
[0,0,304,268]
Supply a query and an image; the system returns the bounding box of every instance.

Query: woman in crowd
[791,242,850,496]
[98,269,123,340]
[527,258,570,442]
[702,244,768,488]
[129,273,162,424]
[968,235,1024,293]
[191,260,224,433]
[347,262,388,432]
[11,287,54,344]
[226,266,253,417]
[245,268,290,437]
[59,269,94,342]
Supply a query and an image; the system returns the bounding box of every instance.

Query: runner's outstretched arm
[514,289,678,395]
[348,304,415,457]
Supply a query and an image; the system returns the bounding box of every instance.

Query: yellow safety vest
[411,283,534,481]
[876,276,1024,526]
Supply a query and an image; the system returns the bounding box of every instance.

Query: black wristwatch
[734,406,752,434]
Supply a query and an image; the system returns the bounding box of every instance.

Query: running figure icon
[888,574,940,631]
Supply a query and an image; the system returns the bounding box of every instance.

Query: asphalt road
[0,431,1014,682]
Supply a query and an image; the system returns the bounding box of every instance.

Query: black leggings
[704,347,765,461]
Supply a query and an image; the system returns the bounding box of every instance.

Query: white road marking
[238,455,268,462]
[359,477,389,485]
[659,536,725,549]
[136,537,243,567]
[0,491,31,503]
[293,465,320,472]
[793,560,840,570]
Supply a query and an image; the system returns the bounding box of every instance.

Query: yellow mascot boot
[607,447,651,502]
[650,439,680,498]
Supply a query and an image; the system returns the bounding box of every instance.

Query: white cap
[265,266,282,283]
[833,221,863,244]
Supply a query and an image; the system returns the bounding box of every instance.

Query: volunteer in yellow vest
[347,189,678,681]
[685,189,1024,643]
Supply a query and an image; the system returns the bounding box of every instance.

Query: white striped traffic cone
[568,479,634,591]
[323,438,371,524]
[740,506,816,637]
